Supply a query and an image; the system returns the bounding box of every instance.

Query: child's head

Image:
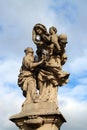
[59,34,67,44]
[49,26,57,34]
[59,34,68,48]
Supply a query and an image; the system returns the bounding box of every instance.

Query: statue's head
[59,34,68,44]
[49,26,57,34]
[24,47,34,55]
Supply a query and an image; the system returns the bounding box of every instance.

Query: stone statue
[18,47,44,104]
[32,24,69,103]
[10,23,70,130]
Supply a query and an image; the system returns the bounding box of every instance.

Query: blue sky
[0,0,87,130]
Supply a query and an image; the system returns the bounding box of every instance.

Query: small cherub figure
[49,26,61,55]
[58,33,68,65]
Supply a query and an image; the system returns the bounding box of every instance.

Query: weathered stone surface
[9,23,69,130]
[10,112,66,130]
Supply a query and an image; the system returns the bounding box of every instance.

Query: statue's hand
[40,58,46,63]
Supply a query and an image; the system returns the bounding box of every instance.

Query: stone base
[9,102,66,130]
[15,121,59,130]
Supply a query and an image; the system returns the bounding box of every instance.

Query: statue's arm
[23,56,44,70]
[29,60,44,70]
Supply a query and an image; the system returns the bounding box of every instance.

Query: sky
[0,0,87,130]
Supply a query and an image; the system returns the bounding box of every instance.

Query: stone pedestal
[10,102,66,130]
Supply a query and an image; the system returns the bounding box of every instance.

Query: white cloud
[0,58,20,84]
[59,81,87,102]
[60,97,87,130]
[0,83,24,130]
[59,84,87,130]
[58,75,87,130]
[63,49,87,78]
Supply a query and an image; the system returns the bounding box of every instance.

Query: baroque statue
[10,23,70,130]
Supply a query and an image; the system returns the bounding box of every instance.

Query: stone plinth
[10,102,66,130]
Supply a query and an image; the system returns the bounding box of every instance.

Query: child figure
[49,26,61,55]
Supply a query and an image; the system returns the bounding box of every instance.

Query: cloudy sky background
[0,0,87,130]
